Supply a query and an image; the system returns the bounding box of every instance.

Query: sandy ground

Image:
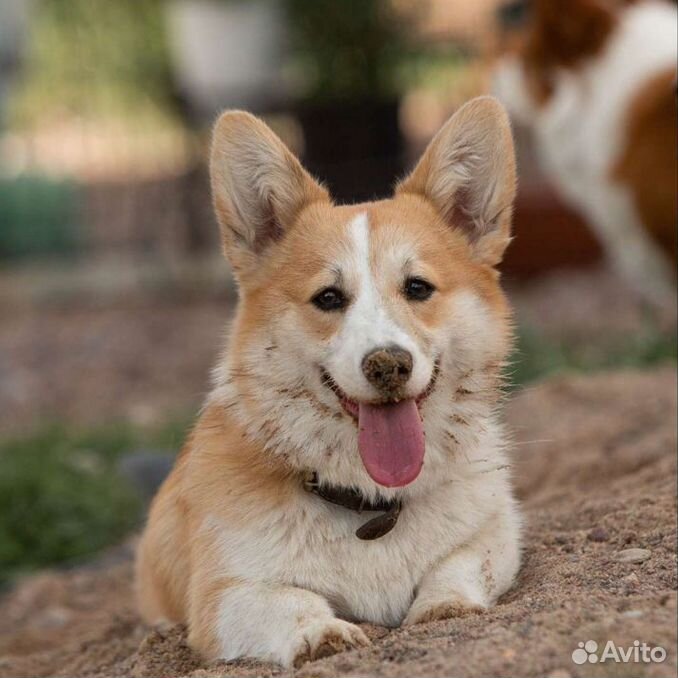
[0,366,675,678]
[0,299,227,435]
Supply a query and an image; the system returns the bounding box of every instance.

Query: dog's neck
[302,471,402,540]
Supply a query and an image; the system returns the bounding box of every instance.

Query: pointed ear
[397,97,517,267]
[210,111,330,276]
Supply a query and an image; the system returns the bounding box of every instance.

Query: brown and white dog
[136,97,522,668]
[493,0,677,305]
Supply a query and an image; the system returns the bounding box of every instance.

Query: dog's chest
[209,484,485,627]
[287,506,444,626]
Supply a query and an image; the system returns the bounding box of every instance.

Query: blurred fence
[0,0,602,290]
[0,1,506,263]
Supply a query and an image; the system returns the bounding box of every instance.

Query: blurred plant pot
[165,0,289,120]
[297,99,404,204]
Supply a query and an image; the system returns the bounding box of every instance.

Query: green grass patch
[510,326,677,388]
[0,417,190,586]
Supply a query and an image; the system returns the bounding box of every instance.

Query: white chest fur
[203,431,514,627]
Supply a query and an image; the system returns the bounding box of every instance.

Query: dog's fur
[493,0,677,305]
[136,97,522,668]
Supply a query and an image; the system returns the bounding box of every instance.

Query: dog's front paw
[403,595,486,626]
[290,618,370,668]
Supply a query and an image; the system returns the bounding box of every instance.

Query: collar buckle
[303,472,402,540]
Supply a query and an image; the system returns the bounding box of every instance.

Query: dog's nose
[361,346,413,395]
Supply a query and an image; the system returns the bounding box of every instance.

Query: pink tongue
[357,399,425,487]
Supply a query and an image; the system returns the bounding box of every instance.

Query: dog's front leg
[188,578,370,668]
[404,509,521,625]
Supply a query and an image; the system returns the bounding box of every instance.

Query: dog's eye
[404,277,435,302]
[312,287,348,312]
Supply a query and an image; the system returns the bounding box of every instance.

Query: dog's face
[210,97,516,494]
[492,0,617,123]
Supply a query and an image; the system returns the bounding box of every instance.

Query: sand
[0,366,676,678]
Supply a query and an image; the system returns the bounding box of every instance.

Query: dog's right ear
[210,111,330,277]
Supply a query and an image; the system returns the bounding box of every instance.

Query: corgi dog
[493,0,677,305]
[136,97,522,668]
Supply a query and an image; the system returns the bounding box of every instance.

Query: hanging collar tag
[303,472,402,540]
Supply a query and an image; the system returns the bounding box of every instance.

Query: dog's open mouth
[320,363,439,420]
[320,362,439,488]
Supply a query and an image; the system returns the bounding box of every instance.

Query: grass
[0,327,674,585]
[0,418,190,587]
[510,326,677,388]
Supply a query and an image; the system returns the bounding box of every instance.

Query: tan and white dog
[493,0,677,305]
[136,97,522,668]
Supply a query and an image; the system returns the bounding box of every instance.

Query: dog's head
[491,0,618,123]
[210,97,516,494]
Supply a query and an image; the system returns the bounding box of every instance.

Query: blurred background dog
[493,0,677,306]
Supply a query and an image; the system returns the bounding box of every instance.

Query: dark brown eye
[312,287,348,312]
[404,277,435,302]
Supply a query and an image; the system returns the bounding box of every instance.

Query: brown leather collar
[303,472,401,540]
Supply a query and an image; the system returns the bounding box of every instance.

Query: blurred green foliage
[510,325,677,388]
[284,0,411,101]
[8,0,174,128]
[0,176,80,260]
[0,418,190,586]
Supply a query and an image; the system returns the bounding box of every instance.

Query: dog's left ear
[397,96,517,267]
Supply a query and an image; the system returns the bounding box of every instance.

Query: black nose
[361,346,413,395]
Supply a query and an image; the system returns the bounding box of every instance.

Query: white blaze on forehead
[344,212,412,349]
[325,212,433,400]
